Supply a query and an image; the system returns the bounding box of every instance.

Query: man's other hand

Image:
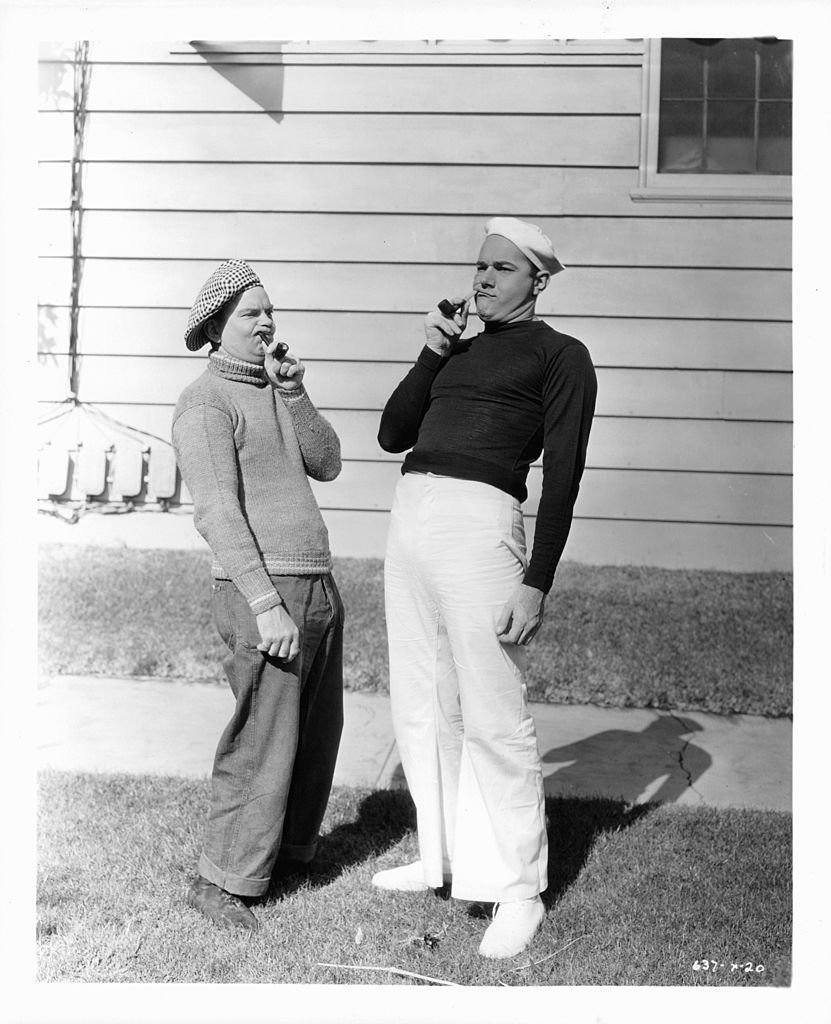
[496,584,546,646]
[256,604,301,661]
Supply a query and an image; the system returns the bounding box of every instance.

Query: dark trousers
[198,573,344,897]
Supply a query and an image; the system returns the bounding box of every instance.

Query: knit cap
[185,259,263,351]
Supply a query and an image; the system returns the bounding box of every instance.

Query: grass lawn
[37,771,791,987]
[38,544,793,716]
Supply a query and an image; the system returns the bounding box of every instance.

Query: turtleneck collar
[482,316,541,335]
[208,349,268,385]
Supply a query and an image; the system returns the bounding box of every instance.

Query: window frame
[631,38,792,204]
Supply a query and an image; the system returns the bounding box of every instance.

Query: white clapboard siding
[304,463,791,525]
[41,62,643,115]
[36,40,793,571]
[38,210,792,270]
[322,411,795,476]
[34,402,794,478]
[39,40,647,64]
[39,111,639,166]
[39,354,792,422]
[38,162,792,220]
[38,306,793,371]
[38,259,792,322]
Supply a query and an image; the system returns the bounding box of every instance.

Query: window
[633,38,792,202]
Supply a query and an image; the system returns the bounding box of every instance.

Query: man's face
[473,234,545,324]
[214,286,275,363]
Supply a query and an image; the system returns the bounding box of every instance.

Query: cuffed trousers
[198,573,344,898]
[384,472,548,903]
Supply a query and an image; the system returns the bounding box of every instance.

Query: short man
[375,218,597,958]
[172,259,344,931]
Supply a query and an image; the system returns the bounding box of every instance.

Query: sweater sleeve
[172,402,283,614]
[524,342,597,593]
[278,385,342,481]
[377,345,445,453]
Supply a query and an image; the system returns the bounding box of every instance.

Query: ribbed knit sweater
[378,318,596,593]
[172,351,341,614]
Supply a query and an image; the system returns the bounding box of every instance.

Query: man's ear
[533,271,550,296]
[205,318,221,344]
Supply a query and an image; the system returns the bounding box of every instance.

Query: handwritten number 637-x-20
[692,960,765,974]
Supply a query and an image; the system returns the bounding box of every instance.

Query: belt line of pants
[384,472,548,903]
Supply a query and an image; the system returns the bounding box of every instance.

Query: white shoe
[371,860,447,892]
[478,896,545,959]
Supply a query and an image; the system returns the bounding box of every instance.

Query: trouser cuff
[277,838,319,864]
[198,852,271,898]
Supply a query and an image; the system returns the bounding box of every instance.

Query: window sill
[631,185,792,205]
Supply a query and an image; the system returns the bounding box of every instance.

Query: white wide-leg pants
[384,472,548,902]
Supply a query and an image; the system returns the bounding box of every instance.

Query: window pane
[706,137,756,173]
[660,39,704,97]
[758,102,792,173]
[709,40,757,98]
[759,101,792,137]
[708,100,755,138]
[757,136,792,174]
[659,135,705,172]
[759,42,793,98]
[658,100,704,170]
[705,100,755,173]
[661,98,704,136]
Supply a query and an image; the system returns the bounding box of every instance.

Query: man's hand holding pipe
[424,294,472,355]
[262,338,306,391]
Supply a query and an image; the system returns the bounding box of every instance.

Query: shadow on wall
[39,306,61,364]
[38,49,75,109]
[189,41,286,125]
[541,714,710,805]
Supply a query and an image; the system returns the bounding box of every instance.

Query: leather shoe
[186,876,259,931]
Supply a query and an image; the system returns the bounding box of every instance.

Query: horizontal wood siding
[38,162,792,219]
[42,62,644,114]
[39,211,792,269]
[39,307,792,369]
[40,111,639,165]
[37,41,793,571]
[38,258,792,321]
[38,356,793,422]
[35,403,793,475]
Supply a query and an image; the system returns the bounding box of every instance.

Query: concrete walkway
[37,675,792,812]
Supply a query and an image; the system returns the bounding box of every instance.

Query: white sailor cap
[484,217,565,275]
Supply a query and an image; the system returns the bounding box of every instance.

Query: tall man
[173,259,344,931]
[375,218,597,958]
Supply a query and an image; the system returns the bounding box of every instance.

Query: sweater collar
[482,315,541,336]
[208,350,268,384]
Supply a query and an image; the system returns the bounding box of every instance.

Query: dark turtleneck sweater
[377,318,597,593]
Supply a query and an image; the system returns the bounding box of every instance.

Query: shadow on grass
[542,795,654,909]
[264,789,418,901]
[264,787,654,911]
